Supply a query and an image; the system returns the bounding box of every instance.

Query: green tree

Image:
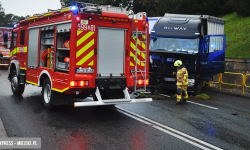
[230,0,250,17]
[0,1,5,26]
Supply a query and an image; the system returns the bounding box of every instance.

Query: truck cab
[148,14,226,94]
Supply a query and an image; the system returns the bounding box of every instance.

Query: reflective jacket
[176,67,188,85]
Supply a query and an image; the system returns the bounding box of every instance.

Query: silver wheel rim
[11,76,18,91]
[44,84,51,104]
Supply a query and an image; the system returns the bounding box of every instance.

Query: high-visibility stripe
[177,71,183,73]
[10,51,12,57]
[130,52,144,66]
[28,16,38,20]
[76,39,94,58]
[88,60,94,66]
[26,80,38,86]
[24,46,27,52]
[77,30,83,36]
[44,13,53,17]
[77,31,94,47]
[52,87,69,93]
[177,95,182,98]
[141,52,145,59]
[142,42,145,49]
[60,8,71,13]
[130,61,135,66]
[20,67,27,70]
[17,47,19,53]
[76,50,94,65]
[132,37,141,46]
[13,48,17,54]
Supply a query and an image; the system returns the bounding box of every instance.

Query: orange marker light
[138,80,142,85]
[80,81,84,86]
[146,79,149,85]
[99,17,104,19]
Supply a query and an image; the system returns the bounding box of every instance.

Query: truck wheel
[194,80,202,95]
[42,78,55,110]
[11,70,25,95]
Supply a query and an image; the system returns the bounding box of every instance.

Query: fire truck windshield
[150,37,199,53]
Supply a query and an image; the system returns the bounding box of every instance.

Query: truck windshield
[150,37,199,53]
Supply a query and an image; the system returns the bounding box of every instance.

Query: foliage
[230,0,250,17]
[0,1,27,26]
[172,94,177,98]
[195,94,211,100]
[153,94,161,100]
[223,12,250,58]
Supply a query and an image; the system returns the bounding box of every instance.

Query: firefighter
[174,60,188,105]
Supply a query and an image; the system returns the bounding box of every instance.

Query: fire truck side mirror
[4,32,8,43]
[3,32,8,49]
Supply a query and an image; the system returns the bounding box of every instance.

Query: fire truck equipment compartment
[97,28,126,76]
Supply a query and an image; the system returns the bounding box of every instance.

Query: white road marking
[159,94,171,97]
[187,101,219,110]
[115,106,223,150]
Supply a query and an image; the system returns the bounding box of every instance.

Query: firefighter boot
[176,86,182,105]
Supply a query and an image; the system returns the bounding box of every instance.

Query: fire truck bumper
[73,87,152,107]
[74,98,152,107]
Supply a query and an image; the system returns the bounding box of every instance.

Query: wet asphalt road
[0,68,250,150]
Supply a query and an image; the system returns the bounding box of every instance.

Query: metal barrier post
[219,73,222,91]
[222,72,245,95]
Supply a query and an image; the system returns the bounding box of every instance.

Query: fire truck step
[102,99,131,103]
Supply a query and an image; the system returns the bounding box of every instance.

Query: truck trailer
[148,14,226,94]
[7,2,152,109]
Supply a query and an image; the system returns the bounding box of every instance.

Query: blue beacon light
[71,6,77,10]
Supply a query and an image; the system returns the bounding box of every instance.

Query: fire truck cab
[8,2,152,109]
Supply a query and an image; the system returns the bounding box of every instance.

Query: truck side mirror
[3,32,8,49]
[3,32,8,43]
[204,36,209,53]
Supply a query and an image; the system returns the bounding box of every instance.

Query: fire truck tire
[42,78,55,110]
[11,70,25,95]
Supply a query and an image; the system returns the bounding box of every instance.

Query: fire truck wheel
[42,78,55,110]
[11,70,25,95]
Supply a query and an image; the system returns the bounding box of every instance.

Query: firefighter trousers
[177,85,188,102]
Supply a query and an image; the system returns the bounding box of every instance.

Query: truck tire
[194,79,202,95]
[42,78,55,110]
[11,70,25,95]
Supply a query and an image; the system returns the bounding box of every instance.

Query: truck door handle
[126,49,128,56]
[22,54,24,56]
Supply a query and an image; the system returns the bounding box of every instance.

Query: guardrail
[206,72,250,95]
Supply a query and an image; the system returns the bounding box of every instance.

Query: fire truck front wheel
[11,70,25,95]
[42,78,55,110]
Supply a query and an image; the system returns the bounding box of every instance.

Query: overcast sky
[1,0,61,17]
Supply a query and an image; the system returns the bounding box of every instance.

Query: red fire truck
[0,27,12,66]
[7,2,152,109]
